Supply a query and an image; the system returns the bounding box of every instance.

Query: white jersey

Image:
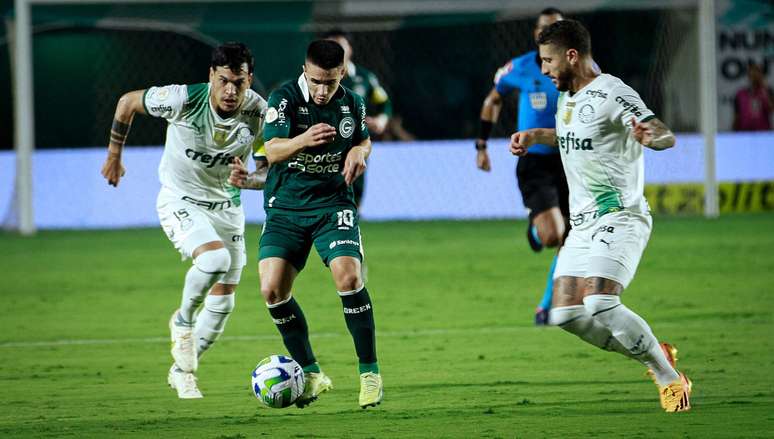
[144,83,267,206]
[555,73,655,227]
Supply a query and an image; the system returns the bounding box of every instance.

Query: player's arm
[264,125,336,163]
[229,135,270,190]
[342,93,371,186]
[509,128,557,157]
[631,117,675,151]
[263,91,335,164]
[228,157,268,190]
[101,89,147,187]
[474,87,504,172]
[342,138,371,186]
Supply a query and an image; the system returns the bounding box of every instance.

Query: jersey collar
[297,72,346,104]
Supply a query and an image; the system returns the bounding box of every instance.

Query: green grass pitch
[1,214,773,438]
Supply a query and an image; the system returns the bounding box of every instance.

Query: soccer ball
[251,355,305,408]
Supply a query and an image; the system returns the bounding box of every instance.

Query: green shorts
[259,208,363,272]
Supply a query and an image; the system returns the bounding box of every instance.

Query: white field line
[0,325,530,348]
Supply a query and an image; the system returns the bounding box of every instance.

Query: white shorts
[554,210,652,289]
[156,187,246,284]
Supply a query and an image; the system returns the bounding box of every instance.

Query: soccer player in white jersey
[100,42,268,399]
[509,20,692,412]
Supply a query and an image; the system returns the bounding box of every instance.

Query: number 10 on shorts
[337,209,354,230]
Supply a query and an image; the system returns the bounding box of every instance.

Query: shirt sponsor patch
[265,107,278,123]
[529,92,547,111]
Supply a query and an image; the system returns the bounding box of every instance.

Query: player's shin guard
[180,248,230,324]
[583,294,679,385]
[549,305,635,359]
[339,286,378,374]
[267,296,317,369]
[194,293,235,359]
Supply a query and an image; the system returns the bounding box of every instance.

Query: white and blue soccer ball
[251,355,305,408]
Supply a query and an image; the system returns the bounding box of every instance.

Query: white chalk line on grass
[0,325,530,348]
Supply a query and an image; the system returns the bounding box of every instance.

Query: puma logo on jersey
[185,149,234,168]
[558,131,594,153]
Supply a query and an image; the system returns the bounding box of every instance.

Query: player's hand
[101,150,126,187]
[476,149,491,172]
[509,130,534,157]
[302,123,337,147]
[342,146,367,186]
[228,157,249,188]
[631,117,653,146]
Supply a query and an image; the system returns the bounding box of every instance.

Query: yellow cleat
[359,372,383,409]
[295,371,332,408]
[647,342,679,384]
[659,372,692,412]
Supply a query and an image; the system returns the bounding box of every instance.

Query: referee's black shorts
[516,153,569,220]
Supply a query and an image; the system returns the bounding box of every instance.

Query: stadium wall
[1,132,772,229]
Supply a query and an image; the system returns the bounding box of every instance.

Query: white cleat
[167,365,203,399]
[169,310,197,373]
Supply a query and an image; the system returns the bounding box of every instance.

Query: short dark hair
[540,7,563,16]
[211,42,254,74]
[321,28,351,42]
[306,39,344,69]
[537,19,592,56]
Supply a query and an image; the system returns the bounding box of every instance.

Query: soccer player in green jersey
[230,40,383,409]
[101,43,268,399]
[323,29,392,208]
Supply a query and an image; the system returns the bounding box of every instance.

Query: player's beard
[554,67,573,92]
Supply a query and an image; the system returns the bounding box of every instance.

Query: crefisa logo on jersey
[615,96,643,117]
[339,117,355,138]
[558,131,594,153]
[578,104,595,123]
[185,149,234,168]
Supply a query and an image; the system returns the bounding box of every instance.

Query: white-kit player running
[100,42,268,399]
[509,20,692,412]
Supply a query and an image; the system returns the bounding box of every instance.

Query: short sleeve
[352,93,370,145]
[263,89,294,141]
[608,84,655,129]
[494,61,520,95]
[142,84,187,120]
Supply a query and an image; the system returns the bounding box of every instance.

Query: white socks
[549,305,635,359]
[179,248,231,324]
[194,293,235,359]
[583,294,679,386]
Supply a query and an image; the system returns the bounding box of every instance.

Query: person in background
[733,61,772,131]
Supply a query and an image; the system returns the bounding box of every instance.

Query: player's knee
[582,293,620,317]
[205,293,235,314]
[334,270,361,293]
[194,247,231,275]
[260,284,287,305]
[549,305,590,332]
[538,227,563,248]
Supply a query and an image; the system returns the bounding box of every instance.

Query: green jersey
[262,74,370,213]
[341,62,392,118]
